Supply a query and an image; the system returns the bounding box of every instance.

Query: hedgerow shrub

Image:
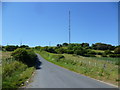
[104,50,113,55]
[87,51,96,55]
[67,50,74,54]
[5,45,19,51]
[83,54,90,57]
[89,54,96,57]
[47,47,56,53]
[11,48,37,67]
[97,52,103,55]
[109,54,120,57]
[55,48,65,54]
[101,53,107,57]
[114,47,120,54]
[74,50,82,55]
[74,49,87,56]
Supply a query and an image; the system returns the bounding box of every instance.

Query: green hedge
[2,58,35,88]
[109,54,120,57]
[11,48,37,67]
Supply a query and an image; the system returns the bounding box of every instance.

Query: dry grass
[2,51,12,60]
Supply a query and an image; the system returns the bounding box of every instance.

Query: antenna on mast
[69,10,71,44]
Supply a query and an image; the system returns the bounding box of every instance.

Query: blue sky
[2,2,118,46]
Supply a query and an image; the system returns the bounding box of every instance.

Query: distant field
[37,51,119,86]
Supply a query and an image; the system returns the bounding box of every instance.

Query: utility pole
[69,11,71,44]
[20,40,22,46]
[49,41,51,47]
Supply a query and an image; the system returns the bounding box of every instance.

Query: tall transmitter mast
[69,11,71,44]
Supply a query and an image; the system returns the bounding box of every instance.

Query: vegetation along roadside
[35,43,120,86]
[2,48,37,89]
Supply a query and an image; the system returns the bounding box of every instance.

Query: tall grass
[2,51,35,89]
[0,65,1,90]
[36,50,119,86]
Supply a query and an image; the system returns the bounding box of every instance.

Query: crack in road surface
[26,54,116,88]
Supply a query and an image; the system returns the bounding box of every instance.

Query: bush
[11,48,37,67]
[109,54,120,57]
[97,52,103,55]
[89,54,96,57]
[101,53,107,57]
[43,46,49,51]
[74,49,87,56]
[83,54,90,57]
[87,51,96,55]
[104,50,113,55]
[91,43,114,50]
[55,48,65,54]
[19,45,29,49]
[81,43,89,47]
[62,43,68,46]
[57,44,62,47]
[114,47,120,54]
[35,46,41,50]
[5,45,19,51]
[67,50,74,54]
[47,47,56,53]
[74,50,82,55]
[83,54,96,57]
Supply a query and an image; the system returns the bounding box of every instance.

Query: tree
[114,47,120,54]
[57,44,62,47]
[5,45,19,51]
[20,45,29,49]
[104,50,113,55]
[47,47,56,53]
[0,46,2,51]
[81,43,89,47]
[91,43,114,50]
[43,46,49,51]
[62,43,68,46]
[74,49,87,56]
[35,46,41,50]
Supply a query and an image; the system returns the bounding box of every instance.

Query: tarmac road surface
[26,54,117,88]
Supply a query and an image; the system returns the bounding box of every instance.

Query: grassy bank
[0,51,1,89]
[36,50,119,86]
[2,51,35,89]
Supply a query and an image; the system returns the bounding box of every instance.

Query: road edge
[38,53,118,88]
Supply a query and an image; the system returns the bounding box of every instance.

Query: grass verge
[2,51,35,89]
[36,50,119,86]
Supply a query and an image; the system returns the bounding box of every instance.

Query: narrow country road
[26,54,116,88]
